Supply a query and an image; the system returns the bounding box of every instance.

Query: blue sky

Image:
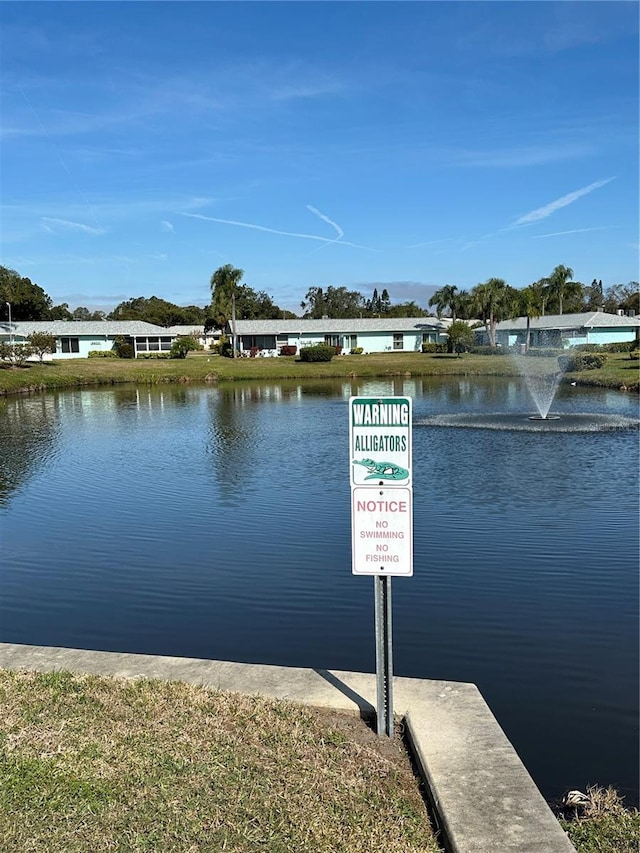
[1,1,638,315]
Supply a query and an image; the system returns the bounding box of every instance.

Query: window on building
[324,335,342,347]
[422,333,435,344]
[393,334,404,350]
[346,334,357,349]
[137,336,173,352]
[60,337,80,353]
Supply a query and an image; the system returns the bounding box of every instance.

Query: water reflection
[0,396,61,504]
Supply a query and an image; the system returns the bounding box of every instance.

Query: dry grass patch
[557,785,640,853]
[0,669,439,853]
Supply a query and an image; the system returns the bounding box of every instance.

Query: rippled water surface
[1,377,638,805]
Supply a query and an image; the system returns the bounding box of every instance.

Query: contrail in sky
[178,211,372,250]
[306,205,344,239]
[532,226,614,239]
[512,178,615,226]
[305,204,349,254]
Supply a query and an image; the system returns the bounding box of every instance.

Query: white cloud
[512,178,616,226]
[160,220,175,233]
[41,217,106,235]
[449,143,594,168]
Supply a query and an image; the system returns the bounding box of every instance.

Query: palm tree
[517,285,543,351]
[529,278,549,317]
[428,285,459,320]
[453,289,471,320]
[471,278,518,347]
[209,264,244,330]
[542,265,582,315]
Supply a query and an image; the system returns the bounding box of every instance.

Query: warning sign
[349,397,412,487]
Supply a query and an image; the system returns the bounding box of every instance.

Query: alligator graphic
[353,458,409,481]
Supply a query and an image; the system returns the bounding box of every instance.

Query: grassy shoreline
[0,669,438,853]
[1,669,638,852]
[1,351,638,396]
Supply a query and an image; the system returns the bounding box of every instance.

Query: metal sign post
[349,396,413,737]
[374,574,394,736]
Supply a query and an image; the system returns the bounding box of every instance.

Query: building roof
[0,320,171,337]
[165,325,208,335]
[231,317,447,335]
[495,311,640,332]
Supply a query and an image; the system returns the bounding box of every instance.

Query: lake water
[1,376,638,806]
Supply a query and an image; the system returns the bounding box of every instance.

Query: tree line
[427,267,639,347]
[1,264,637,339]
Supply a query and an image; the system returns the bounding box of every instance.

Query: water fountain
[513,356,563,421]
[416,351,639,433]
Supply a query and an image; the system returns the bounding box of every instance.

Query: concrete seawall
[0,642,576,853]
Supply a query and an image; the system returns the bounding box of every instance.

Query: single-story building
[0,320,179,359]
[228,317,449,356]
[1,316,452,359]
[476,311,640,349]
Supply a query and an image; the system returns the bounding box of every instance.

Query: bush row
[573,341,636,353]
[519,347,565,358]
[558,353,606,371]
[468,345,508,356]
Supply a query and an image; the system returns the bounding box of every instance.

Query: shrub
[27,332,57,362]
[249,346,260,358]
[421,343,447,354]
[524,348,565,358]
[0,342,34,365]
[88,350,119,358]
[299,344,334,362]
[350,347,364,355]
[605,341,638,353]
[9,343,34,366]
[334,344,343,355]
[170,336,199,359]
[279,345,297,356]
[220,340,236,358]
[629,350,639,360]
[558,353,606,371]
[574,341,636,353]
[138,352,169,359]
[469,345,507,356]
[113,337,134,359]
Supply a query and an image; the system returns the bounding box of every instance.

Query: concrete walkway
[0,642,575,853]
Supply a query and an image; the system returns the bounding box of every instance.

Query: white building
[229,317,449,356]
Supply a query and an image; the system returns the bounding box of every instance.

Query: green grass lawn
[0,669,438,853]
[1,350,636,396]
